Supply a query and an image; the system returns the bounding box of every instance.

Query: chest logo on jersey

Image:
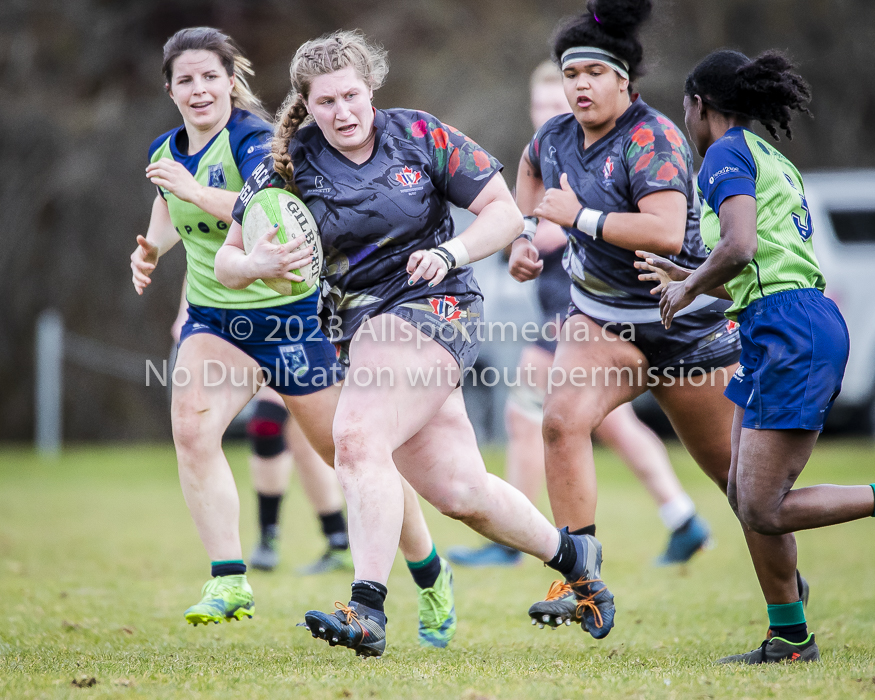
[394,166,422,187]
[602,156,617,187]
[312,175,332,194]
[429,295,462,322]
[207,163,227,189]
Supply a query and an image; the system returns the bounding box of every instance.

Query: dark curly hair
[552,0,653,82]
[685,49,812,140]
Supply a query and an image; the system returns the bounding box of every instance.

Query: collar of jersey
[577,96,649,161]
[317,107,385,171]
[169,108,237,167]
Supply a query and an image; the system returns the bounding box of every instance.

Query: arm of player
[658,194,757,328]
[407,172,523,286]
[146,158,239,222]
[131,196,181,295]
[535,176,688,257]
[507,148,546,283]
[214,220,312,290]
[634,250,732,301]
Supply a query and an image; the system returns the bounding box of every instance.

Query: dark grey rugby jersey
[529,98,711,319]
[233,108,502,341]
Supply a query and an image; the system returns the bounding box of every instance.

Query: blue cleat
[528,532,615,640]
[655,513,711,566]
[446,542,522,568]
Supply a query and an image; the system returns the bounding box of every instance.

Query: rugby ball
[241,188,322,296]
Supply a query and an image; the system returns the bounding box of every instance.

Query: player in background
[216,29,616,658]
[637,49,875,664]
[131,28,448,643]
[511,0,807,641]
[170,283,353,575]
[448,61,710,569]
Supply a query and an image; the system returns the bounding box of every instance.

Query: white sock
[658,493,696,532]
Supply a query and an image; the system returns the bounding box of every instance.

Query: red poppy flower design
[473,150,491,172]
[432,128,448,150]
[656,162,679,181]
[634,151,655,172]
[631,127,655,147]
[664,128,684,147]
[411,119,428,138]
[448,149,461,176]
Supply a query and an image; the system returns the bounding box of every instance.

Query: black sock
[258,493,282,532]
[571,524,596,537]
[770,622,808,644]
[350,580,387,614]
[319,510,348,550]
[546,527,578,579]
[211,560,246,577]
[407,546,442,589]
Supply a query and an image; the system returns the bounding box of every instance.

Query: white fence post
[35,309,63,456]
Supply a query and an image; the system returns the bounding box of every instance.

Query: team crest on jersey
[603,156,614,181]
[394,166,422,187]
[429,295,462,321]
[208,163,227,189]
[725,320,739,333]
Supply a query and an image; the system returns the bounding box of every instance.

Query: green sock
[767,600,806,628]
[407,545,441,589]
[211,560,246,577]
[870,484,875,516]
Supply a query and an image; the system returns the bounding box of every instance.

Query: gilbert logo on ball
[241,188,323,297]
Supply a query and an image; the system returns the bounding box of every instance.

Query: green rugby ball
[241,188,323,296]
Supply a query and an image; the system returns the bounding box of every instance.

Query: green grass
[1,439,874,699]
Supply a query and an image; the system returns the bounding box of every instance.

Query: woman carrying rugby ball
[131,27,444,640]
[216,29,604,658]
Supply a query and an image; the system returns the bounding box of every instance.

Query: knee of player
[247,400,288,457]
[333,424,387,472]
[171,401,218,452]
[542,403,594,447]
[430,475,488,522]
[738,497,784,536]
[726,479,740,516]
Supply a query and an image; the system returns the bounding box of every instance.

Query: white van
[804,170,875,430]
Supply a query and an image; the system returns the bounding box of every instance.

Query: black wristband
[595,212,608,240]
[432,246,456,269]
[572,208,584,231]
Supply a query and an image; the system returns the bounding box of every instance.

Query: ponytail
[685,49,812,140]
[271,93,310,192]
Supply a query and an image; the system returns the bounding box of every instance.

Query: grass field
[1,439,874,699]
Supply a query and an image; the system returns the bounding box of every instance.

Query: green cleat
[417,558,456,648]
[297,547,354,576]
[184,574,254,626]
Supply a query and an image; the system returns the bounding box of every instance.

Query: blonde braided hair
[270,30,388,190]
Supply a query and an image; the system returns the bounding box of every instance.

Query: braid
[685,49,812,140]
[271,93,309,193]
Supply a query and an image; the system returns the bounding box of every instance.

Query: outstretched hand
[131,235,159,295]
[634,250,692,295]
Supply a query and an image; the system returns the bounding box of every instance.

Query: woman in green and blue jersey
[639,49,875,664]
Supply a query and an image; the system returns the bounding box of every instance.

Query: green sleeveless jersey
[697,127,825,319]
[148,109,307,308]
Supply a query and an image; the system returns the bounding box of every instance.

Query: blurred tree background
[1,0,873,442]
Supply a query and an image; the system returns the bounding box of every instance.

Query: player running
[215,29,611,658]
[637,48,875,664]
[511,0,812,642]
[170,283,352,575]
[448,61,711,569]
[132,27,448,644]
